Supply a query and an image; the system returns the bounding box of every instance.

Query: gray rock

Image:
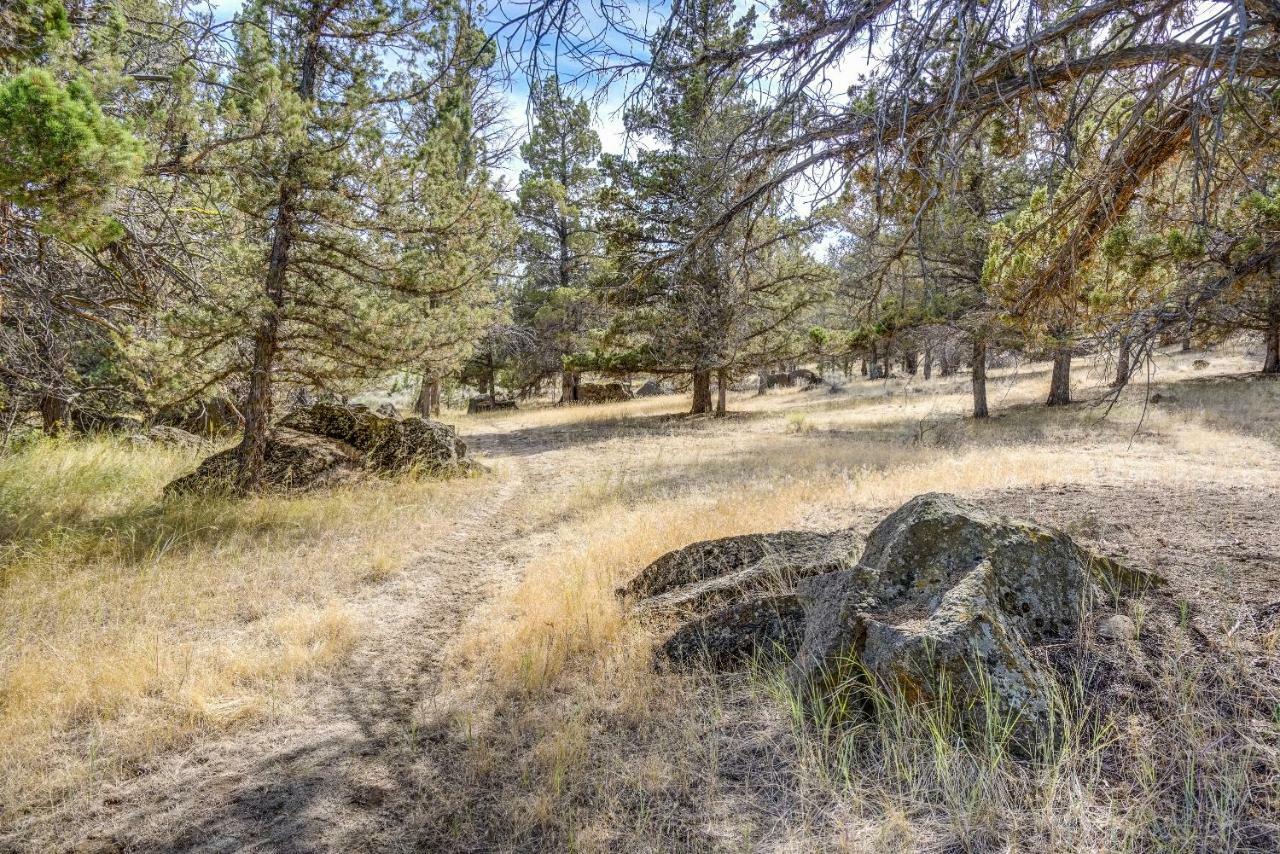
[763,373,794,389]
[788,493,1153,749]
[1096,613,1137,641]
[144,424,207,448]
[635,379,674,397]
[576,382,632,403]
[637,492,1159,752]
[154,396,244,437]
[165,427,363,495]
[789,368,824,388]
[621,530,856,602]
[375,402,400,419]
[661,595,806,667]
[281,402,473,476]
[467,397,517,414]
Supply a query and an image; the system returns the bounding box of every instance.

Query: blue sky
[205,0,868,197]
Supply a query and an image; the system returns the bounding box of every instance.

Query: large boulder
[280,402,472,476]
[630,493,1157,750]
[789,368,825,388]
[130,424,208,450]
[467,398,518,414]
[763,373,794,389]
[165,427,362,495]
[661,595,807,667]
[576,382,633,404]
[622,530,858,614]
[635,379,674,397]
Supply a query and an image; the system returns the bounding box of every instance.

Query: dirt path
[17,428,584,854]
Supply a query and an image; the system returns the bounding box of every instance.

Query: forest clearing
[4,0,1280,849]
[2,345,1278,851]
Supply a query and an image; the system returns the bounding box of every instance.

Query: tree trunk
[756,369,766,396]
[236,181,295,493]
[939,345,955,377]
[860,357,867,376]
[715,368,727,417]
[414,375,441,417]
[1264,310,1279,374]
[1181,334,1192,352]
[38,393,70,436]
[559,370,579,404]
[235,18,321,495]
[1047,347,1072,406]
[971,337,988,419]
[904,350,918,376]
[691,368,712,414]
[1112,338,1131,388]
[923,346,932,380]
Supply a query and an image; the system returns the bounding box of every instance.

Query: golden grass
[443,348,1279,850]
[0,435,484,818]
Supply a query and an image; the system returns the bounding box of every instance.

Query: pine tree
[514,76,603,402]
[0,0,187,433]
[168,0,510,491]
[602,0,822,416]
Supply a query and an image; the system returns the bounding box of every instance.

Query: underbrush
[0,436,479,820]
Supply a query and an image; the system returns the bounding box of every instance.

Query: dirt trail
[14,428,583,854]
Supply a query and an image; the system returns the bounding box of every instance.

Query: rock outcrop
[467,398,518,414]
[763,373,794,389]
[635,379,674,397]
[789,368,824,388]
[622,530,858,614]
[166,403,479,495]
[661,595,807,667]
[131,424,208,449]
[165,427,363,495]
[280,402,472,476]
[576,382,632,404]
[626,493,1159,750]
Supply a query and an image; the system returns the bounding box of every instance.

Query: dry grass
[440,348,1279,850]
[0,435,483,820]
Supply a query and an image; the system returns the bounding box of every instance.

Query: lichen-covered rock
[788,493,1155,749]
[635,379,674,397]
[164,428,361,495]
[661,595,806,667]
[467,398,517,414]
[131,424,208,449]
[622,530,856,602]
[576,382,632,404]
[789,368,824,387]
[375,402,399,419]
[763,373,794,389]
[280,402,472,476]
[626,530,858,667]
[639,492,1158,751]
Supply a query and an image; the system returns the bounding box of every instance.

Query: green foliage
[0,69,142,240]
[0,0,71,69]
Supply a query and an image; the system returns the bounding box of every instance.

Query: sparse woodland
[1,0,1279,851]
